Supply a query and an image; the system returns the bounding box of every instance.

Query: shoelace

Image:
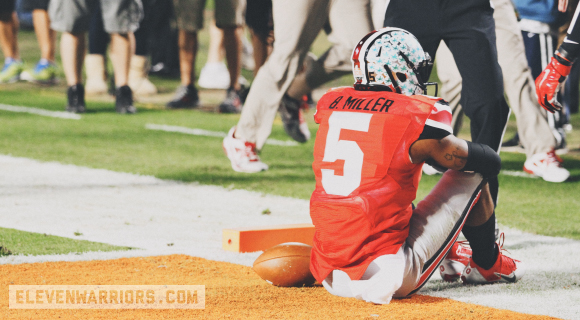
[496,232,516,271]
[243,142,260,162]
[547,149,564,164]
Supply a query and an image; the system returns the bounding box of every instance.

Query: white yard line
[0,155,578,319]
[145,123,299,146]
[501,170,539,178]
[0,104,81,120]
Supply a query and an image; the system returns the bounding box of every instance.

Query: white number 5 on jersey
[322,111,372,196]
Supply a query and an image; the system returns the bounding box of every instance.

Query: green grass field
[0,227,133,256]
[1,25,580,257]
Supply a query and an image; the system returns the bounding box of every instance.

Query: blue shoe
[21,59,57,84]
[0,58,24,83]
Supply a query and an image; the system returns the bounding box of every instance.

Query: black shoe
[166,84,200,109]
[66,84,86,113]
[239,85,251,105]
[115,85,137,114]
[278,94,310,143]
[218,87,242,113]
[555,128,567,153]
[501,133,520,147]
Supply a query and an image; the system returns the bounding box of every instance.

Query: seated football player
[309,27,525,304]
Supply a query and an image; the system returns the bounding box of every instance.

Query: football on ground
[253,242,316,287]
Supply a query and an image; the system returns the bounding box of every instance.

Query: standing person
[222,0,373,173]
[19,0,57,84]
[84,0,157,97]
[0,0,23,83]
[48,0,142,114]
[128,0,158,97]
[244,0,273,77]
[435,0,570,183]
[310,28,524,304]
[166,0,245,112]
[382,0,511,239]
[513,0,569,153]
[197,21,250,90]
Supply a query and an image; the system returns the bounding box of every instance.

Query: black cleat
[66,84,87,113]
[115,85,137,114]
[278,94,311,143]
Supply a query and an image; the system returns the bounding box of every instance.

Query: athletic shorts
[245,0,272,39]
[49,0,143,34]
[22,0,51,11]
[322,171,484,304]
[173,0,244,31]
[0,0,15,14]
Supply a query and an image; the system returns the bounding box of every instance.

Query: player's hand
[535,56,571,113]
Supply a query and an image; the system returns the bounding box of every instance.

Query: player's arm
[409,135,501,178]
[536,3,580,112]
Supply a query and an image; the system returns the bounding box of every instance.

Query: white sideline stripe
[145,123,299,146]
[0,104,81,120]
[501,170,539,178]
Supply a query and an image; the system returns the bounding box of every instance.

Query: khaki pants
[236,0,372,149]
[436,0,556,157]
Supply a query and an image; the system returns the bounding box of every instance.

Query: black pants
[384,0,510,204]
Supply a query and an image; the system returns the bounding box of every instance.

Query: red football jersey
[309,86,452,282]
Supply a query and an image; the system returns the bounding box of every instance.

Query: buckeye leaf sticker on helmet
[351,27,435,96]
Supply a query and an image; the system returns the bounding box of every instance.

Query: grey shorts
[22,0,51,11]
[49,0,143,34]
[173,0,244,31]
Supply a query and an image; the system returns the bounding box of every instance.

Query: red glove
[535,54,572,113]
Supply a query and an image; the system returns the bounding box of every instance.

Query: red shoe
[461,233,525,284]
[440,241,471,282]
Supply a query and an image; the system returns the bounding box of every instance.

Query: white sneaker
[523,150,570,183]
[198,62,230,89]
[84,54,108,95]
[241,35,255,71]
[223,127,269,173]
[128,55,158,96]
[422,163,442,175]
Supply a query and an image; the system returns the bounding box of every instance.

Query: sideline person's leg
[101,0,142,113]
[49,0,95,113]
[235,0,330,149]
[166,0,204,109]
[215,0,245,113]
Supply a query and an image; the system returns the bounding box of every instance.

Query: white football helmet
[352,27,435,95]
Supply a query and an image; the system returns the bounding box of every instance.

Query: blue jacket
[512,0,565,25]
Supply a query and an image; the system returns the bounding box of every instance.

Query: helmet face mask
[352,27,435,96]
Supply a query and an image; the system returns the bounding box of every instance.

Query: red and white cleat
[440,241,471,282]
[461,233,526,284]
[223,127,269,173]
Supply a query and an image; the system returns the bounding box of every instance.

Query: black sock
[462,213,498,270]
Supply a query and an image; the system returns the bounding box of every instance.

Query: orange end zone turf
[222,223,315,252]
[0,255,559,320]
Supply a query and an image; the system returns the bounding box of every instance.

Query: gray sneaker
[167,84,200,109]
[278,94,310,143]
[218,87,242,113]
